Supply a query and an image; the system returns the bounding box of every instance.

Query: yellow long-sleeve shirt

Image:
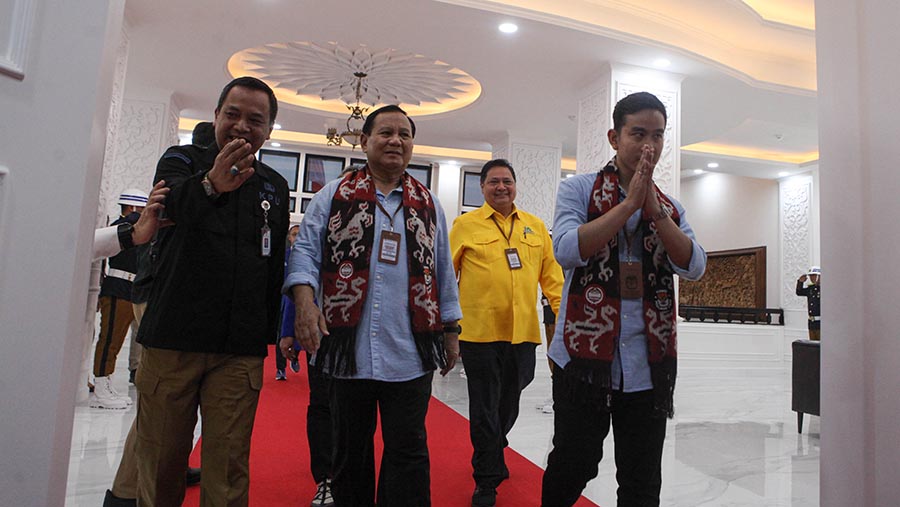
[450,203,564,344]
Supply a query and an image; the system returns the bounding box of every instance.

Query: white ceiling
[123,0,819,180]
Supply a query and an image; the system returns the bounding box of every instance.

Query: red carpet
[184,346,598,506]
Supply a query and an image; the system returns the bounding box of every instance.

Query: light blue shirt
[284,177,462,382]
[548,172,707,392]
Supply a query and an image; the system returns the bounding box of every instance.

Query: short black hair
[612,92,667,133]
[362,105,416,138]
[191,121,215,147]
[480,159,516,184]
[216,76,278,126]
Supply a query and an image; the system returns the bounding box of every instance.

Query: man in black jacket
[796,266,822,341]
[133,77,289,507]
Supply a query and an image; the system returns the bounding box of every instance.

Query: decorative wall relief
[576,83,611,175]
[679,247,767,308]
[510,143,561,227]
[780,177,812,310]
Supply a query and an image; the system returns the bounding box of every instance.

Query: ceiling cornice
[437,0,817,93]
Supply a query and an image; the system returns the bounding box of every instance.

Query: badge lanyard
[260,200,271,257]
[374,198,403,265]
[491,215,522,270]
[620,218,642,298]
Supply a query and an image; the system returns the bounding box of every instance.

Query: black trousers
[307,351,333,483]
[459,340,536,489]
[541,367,667,507]
[330,372,433,507]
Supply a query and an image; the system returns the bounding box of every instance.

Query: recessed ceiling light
[693,169,704,174]
[273,123,282,130]
[270,142,281,147]
[653,58,671,68]
[778,171,789,177]
[707,162,719,169]
[499,23,518,34]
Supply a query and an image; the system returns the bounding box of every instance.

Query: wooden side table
[791,339,820,433]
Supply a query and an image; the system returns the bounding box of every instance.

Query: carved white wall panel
[780,177,812,309]
[97,27,130,227]
[617,83,679,197]
[509,143,561,227]
[101,101,166,221]
[576,84,612,175]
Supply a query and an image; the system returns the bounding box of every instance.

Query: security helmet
[117,188,149,207]
[807,266,822,276]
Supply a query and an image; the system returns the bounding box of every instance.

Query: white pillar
[576,64,683,198]
[492,134,561,227]
[816,0,900,505]
[0,1,125,506]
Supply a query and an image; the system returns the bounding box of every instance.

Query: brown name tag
[620,261,643,298]
[505,248,523,270]
[378,231,401,264]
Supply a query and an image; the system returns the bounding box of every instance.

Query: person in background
[90,188,148,410]
[450,158,563,507]
[275,224,303,381]
[796,266,822,341]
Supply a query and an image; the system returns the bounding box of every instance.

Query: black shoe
[185,467,201,486]
[102,489,136,507]
[472,486,496,507]
[128,369,136,384]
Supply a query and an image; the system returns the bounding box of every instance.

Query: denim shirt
[548,173,707,392]
[284,177,462,382]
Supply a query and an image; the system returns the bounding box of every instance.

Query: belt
[808,316,821,321]
[107,268,136,282]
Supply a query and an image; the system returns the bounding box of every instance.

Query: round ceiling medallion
[227,41,482,117]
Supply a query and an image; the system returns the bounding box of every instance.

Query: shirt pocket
[473,232,503,265]
[520,233,545,264]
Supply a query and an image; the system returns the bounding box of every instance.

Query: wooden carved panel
[679,247,767,309]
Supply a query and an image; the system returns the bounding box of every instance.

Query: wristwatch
[116,222,135,250]
[443,324,462,334]
[201,172,219,197]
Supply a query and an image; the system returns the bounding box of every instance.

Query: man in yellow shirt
[450,159,564,507]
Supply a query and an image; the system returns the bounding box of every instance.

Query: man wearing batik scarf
[541,92,707,507]
[285,105,462,507]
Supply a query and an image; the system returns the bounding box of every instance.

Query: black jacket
[137,143,289,356]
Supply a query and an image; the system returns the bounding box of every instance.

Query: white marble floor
[66,342,819,506]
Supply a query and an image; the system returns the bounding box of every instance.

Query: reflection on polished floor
[66,342,819,506]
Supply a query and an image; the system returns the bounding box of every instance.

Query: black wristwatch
[117,222,135,250]
[443,324,462,334]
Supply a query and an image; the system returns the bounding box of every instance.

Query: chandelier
[326,72,369,149]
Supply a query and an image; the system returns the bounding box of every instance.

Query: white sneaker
[106,379,133,405]
[90,376,128,410]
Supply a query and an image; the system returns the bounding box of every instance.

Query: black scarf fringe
[314,329,447,376]
[415,331,448,371]
[316,328,358,377]
[650,356,677,419]
[561,358,613,409]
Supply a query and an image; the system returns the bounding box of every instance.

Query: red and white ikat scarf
[320,166,445,376]
[562,161,680,417]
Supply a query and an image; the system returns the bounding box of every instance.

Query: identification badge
[260,225,271,257]
[378,231,401,264]
[505,248,523,270]
[620,261,643,298]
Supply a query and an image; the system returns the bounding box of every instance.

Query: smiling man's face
[213,85,273,153]
[361,111,414,178]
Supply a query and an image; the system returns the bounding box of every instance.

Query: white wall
[0,1,124,505]
[680,172,781,307]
